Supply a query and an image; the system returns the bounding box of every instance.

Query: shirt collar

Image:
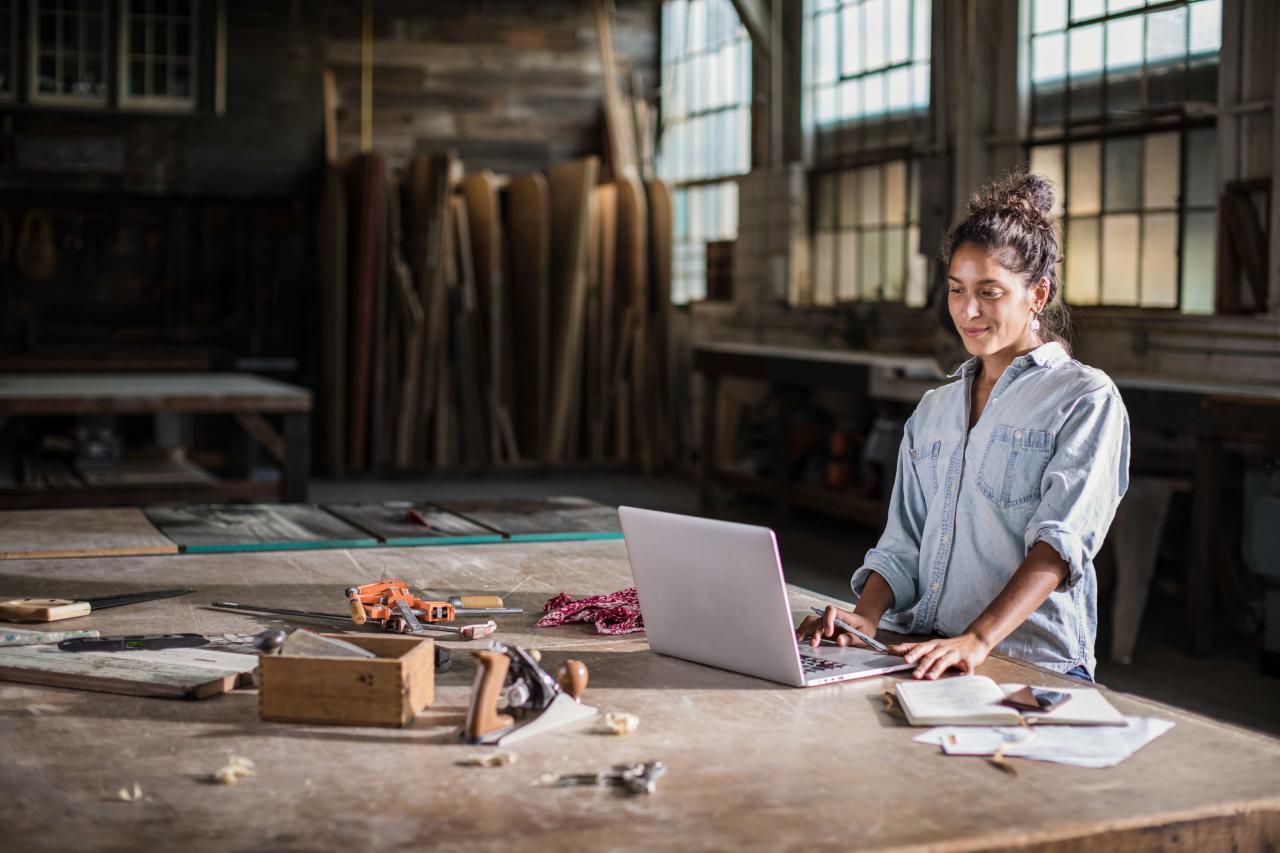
[947,342,1067,379]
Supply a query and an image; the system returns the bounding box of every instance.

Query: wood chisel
[0,589,195,623]
[57,633,209,652]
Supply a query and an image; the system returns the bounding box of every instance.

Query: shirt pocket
[976,424,1054,509]
[910,439,942,498]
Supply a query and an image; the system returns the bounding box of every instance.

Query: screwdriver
[0,589,194,623]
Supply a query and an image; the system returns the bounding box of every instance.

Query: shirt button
[930,583,941,592]
[941,533,950,543]
[1014,430,1024,439]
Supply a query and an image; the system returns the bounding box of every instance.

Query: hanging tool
[462,639,597,746]
[0,589,194,623]
[344,579,520,631]
[210,601,497,640]
[57,633,208,653]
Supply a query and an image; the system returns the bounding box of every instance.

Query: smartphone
[1001,686,1073,713]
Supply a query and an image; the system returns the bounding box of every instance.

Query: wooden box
[258,634,434,727]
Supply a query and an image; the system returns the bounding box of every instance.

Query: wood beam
[730,0,770,58]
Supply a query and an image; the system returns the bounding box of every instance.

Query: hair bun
[968,171,1055,230]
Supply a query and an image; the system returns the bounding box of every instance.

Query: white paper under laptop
[619,506,912,687]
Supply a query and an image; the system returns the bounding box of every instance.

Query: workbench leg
[699,374,719,517]
[282,412,310,503]
[1187,434,1222,656]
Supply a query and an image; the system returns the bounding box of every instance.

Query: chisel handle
[0,598,92,623]
[453,595,504,609]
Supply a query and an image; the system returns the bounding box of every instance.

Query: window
[0,1,16,98]
[656,0,752,304]
[811,159,928,306]
[28,0,108,106]
[806,0,931,127]
[1028,0,1223,313]
[801,0,932,308]
[119,0,197,110]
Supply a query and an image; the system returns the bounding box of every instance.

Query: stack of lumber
[315,3,675,472]
[316,153,676,474]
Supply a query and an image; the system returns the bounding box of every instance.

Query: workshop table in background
[0,539,1276,851]
[0,373,312,507]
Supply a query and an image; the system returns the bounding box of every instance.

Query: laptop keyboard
[800,654,843,673]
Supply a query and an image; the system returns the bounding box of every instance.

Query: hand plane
[462,640,597,746]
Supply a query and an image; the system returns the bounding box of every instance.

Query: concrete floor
[314,470,1280,736]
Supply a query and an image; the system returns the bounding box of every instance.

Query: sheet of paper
[898,675,1007,716]
[914,716,1176,768]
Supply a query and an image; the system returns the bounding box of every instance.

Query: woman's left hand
[892,633,991,680]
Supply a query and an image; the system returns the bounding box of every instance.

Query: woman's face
[947,242,1047,360]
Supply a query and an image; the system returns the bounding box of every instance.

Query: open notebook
[895,675,1126,727]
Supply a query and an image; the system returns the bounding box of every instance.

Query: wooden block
[258,634,434,727]
[615,176,651,469]
[434,496,622,540]
[0,508,177,560]
[0,644,248,700]
[594,183,618,461]
[451,195,492,467]
[144,504,376,553]
[546,157,600,462]
[323,502,505,545]
[347,153,389,473]
[506,173,551,459]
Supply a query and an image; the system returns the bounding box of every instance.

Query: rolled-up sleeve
[1025,386,1131,591]
[851,414,927,612]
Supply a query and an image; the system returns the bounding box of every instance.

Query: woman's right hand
[795,605,880,650]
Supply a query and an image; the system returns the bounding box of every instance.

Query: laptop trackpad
[804,645,904,669]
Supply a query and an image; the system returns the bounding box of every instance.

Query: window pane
[1107,0,1143,11]
[906,225,927,307]
[1146,7,1188,65]
[863,70,885,117]
[865,0,886,70]
[815,11,836,84]
[1072,0,1105,22]
[1101,213,1140,304]
[840,3,861,77]
[1141,212,1179,307]
[1106,17,1142,71]
[1184,127,1217,207]
[1143,132,1181,210]
[1068,141,1102,216]
[839,78,860,121]
[888,0,910,65]
[913,0,930,58]
[887,66,911,112]
[815,173,836,229]
[1035,0,1067,34]
[1068,24,1103,79]
[814,230,836,305]
[1180,211,1216,313]
[1190,0,1222,55]
[883,226,906,301]
[859,165,882,226]
[884,160,907,223]
[837,231,859,302]
[839,169,859,227]
[1030,145,1065,218]
[860,229,882,300]
[1066,217,1101,304]
[1104,137,1141,211]
[129,58,145,95]
[1033,32,1066,84]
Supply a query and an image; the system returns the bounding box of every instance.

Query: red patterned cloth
[534,588,644,635]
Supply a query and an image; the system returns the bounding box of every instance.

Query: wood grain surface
[0,540,1275,851]
[0,508,177,560]
[143,504,376,553]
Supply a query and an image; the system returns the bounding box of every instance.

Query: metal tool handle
[0,598,91,623]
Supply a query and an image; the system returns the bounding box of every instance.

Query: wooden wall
[323,0,659,176]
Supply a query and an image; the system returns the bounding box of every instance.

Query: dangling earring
[1030,313,1041,333]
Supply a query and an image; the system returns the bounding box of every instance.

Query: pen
[809,607,891,653]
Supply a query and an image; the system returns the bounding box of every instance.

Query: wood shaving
[458,751,518,768]
[986,743,1018,777]
[116,782,143,802]
[602,712,639,736]
[212,756,256,785]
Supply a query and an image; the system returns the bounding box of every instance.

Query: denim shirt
[850,342,1131,675]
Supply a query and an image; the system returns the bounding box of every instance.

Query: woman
[797,172,1130,682]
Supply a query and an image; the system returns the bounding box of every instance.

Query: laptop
[618,506,913,687]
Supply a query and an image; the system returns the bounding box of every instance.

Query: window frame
[26,0,110,108]
[117,0,198,113]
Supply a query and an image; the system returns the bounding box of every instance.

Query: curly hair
[940,171,1072,354]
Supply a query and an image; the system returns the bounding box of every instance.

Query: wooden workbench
[0,539,1277,851]
[0,372,312,507]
